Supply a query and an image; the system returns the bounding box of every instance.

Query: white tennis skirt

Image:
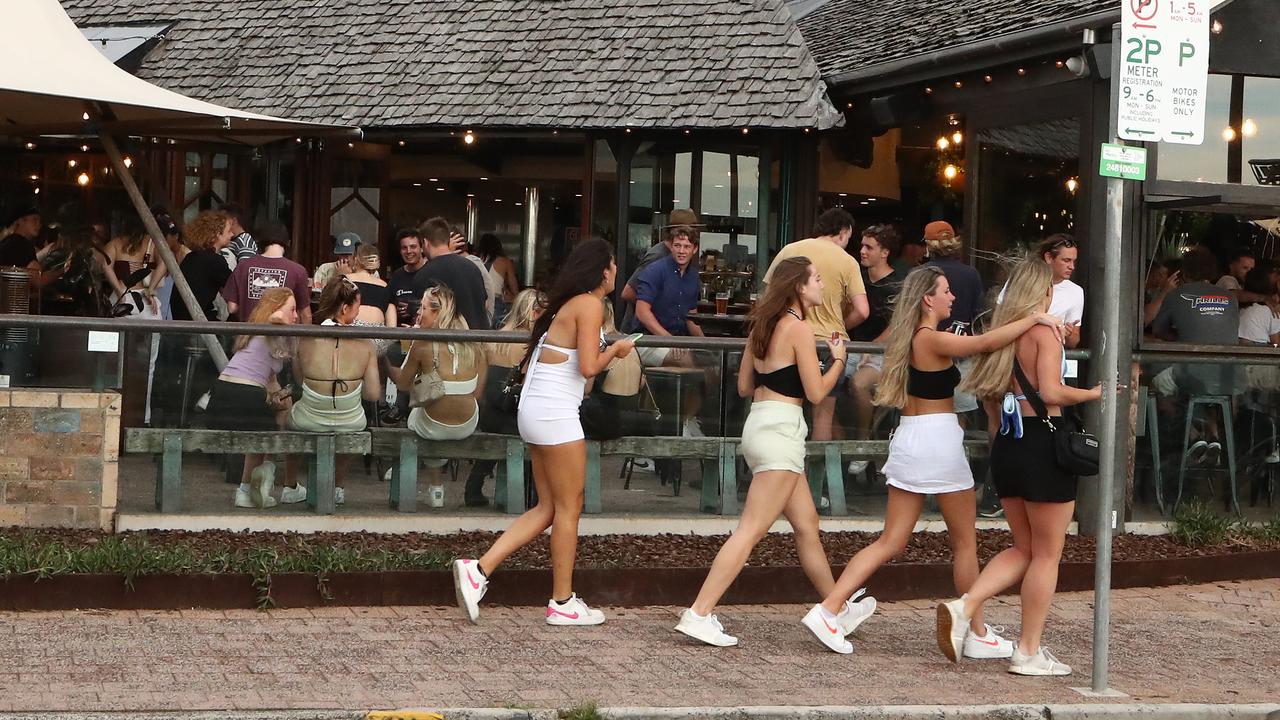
[741,400,808,475]
[881,412,974,495]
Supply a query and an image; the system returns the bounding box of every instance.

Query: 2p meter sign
[1118,0,1210,145]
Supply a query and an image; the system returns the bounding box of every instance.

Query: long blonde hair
[874,265,947,409]
[420,284,475,367]
[500,288,543,332]
[960,258,1053,400]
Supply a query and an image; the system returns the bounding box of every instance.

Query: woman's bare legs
[1017,500,1075,655]
[781,476,836,598]
[820,486,924,614]
[690,471,800,616]
[477,443,559,576]
[936,488,986,634]
[961,499,1032,619]
[239,452,265,485]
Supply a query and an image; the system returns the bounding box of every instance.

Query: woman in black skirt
[936,258,1101,676]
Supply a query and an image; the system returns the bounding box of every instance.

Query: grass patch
[0,531,450,608]
[559,702,602,720]
[1171,501,1235,546]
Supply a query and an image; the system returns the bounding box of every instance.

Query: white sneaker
[250,461,275,509]
[963,623,1014,659]
[846,460,869,476]
[1266,448,1280,464]
[1187,439,1209,465]
[279,485,307,504]
[633,458,656,472]
[936,597,970,663]
[838,590,876,636]
[545,593,606,626]
[674,608,738,647]
[682,418,705,438]
[334,487,345,505]
[234,487,277,509]
[801,604,853,654]
[1009,646,1072,676]
[452,558,488,624]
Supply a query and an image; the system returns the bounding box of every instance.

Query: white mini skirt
[881,412,974,495]
[741,400,808,475]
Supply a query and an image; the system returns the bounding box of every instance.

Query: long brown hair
[746,257,810,359]
[315,276,360,324]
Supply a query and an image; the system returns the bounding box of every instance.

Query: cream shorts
[741,400,808,475]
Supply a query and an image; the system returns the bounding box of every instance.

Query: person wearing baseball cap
[313,231,360,290]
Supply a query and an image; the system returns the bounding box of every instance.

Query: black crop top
[907,364,961,400]
[756,364,804,399]
[906,327,960,399]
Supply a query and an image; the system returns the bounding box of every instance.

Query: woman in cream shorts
[674,256,875,649]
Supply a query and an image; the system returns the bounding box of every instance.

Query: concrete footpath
[0,579,1276,716]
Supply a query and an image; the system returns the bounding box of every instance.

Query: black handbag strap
[1011,358,1054,429]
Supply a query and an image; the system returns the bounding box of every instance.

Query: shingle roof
[62,0,843,130]
[797,0,1117,81]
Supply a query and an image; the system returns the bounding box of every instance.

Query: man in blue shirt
[629,228,708,436]
[630,229,703,353]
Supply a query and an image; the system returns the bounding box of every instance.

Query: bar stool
[1136,388,1165,514]
[178,338,209,428]
[1174,394,1240,516]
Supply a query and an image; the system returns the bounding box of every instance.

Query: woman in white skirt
[675,256,874,648]
[803,265,1062,654]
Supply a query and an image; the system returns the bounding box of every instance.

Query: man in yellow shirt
[763,208,869,443]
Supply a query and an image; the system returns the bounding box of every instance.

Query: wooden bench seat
[124,428,371,515]
[368,429,990,517]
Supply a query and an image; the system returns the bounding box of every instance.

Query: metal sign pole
[1090,21,1125,695]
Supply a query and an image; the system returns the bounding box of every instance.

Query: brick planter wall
[0,390,121,530]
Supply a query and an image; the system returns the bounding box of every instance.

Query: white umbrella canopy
[0,0,356,142]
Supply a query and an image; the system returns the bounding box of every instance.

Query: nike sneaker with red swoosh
[452,558,488,624]
[963,623,1014,659]
[801,604,853,654]
[545,593,605,626]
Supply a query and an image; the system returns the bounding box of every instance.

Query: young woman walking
[675,257,874,647]
[936,259,1101,675]
[803,264,1063,654]
[452,239,635,625]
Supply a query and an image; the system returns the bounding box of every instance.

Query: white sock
[239,482,251,493]
[819,605,839,622]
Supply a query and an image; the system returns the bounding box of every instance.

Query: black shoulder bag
[1012,358,1100,477]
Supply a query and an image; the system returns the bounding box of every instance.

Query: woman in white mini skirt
[803,262,1063,655]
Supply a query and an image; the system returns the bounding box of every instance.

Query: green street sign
[1099,142,1147,181]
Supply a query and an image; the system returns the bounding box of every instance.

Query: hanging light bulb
[123,156,133,168]
[76,172,90,186]
[1222,126,1237,142]
[1242,118,1258,138]
[943,164,959,180]
[952,131,963,145]
[463,130,476,145]
[936,137,950,150]
[1066,177,1079,193]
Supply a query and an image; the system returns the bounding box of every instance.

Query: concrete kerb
[3,705,1277,720]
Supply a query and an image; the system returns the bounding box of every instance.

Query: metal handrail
[0,313,1095,358]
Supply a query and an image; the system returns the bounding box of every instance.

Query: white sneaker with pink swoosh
[963,623,1014,659]
[452,558,488,624]
[545,594,606,626]
[801,604,853,654]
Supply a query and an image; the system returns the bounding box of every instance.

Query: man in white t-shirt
[1000,234,1084,347]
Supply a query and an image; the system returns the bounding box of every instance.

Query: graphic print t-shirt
[1151,280,1240,345]
[222,254,310,321]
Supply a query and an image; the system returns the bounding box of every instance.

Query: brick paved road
[0,579,1275,712]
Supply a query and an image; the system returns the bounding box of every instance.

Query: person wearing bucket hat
[313,231,360,290]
